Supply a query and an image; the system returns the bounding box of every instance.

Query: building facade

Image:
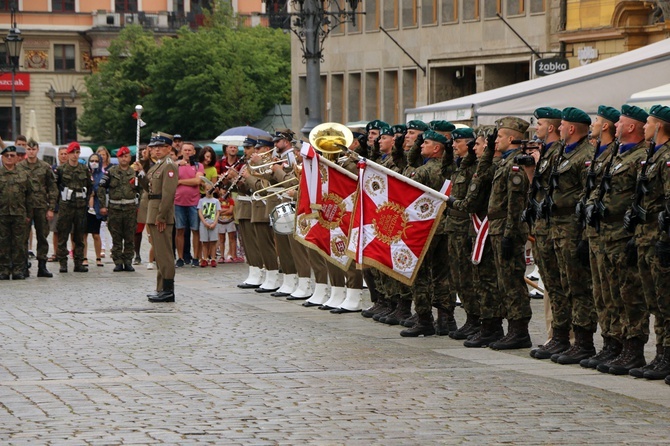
[0,0,265,144]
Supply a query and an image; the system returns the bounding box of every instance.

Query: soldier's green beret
[650,104,670,123]
[379,127,394,137]
[366,120,390,132]
[391,124,407,134]
[423,130,448,146]
[429,120,456,132]
[597,105,620,124]
[452,127,475,140]
[561,107,591,125]
[496,116,530,134]
[621,104,649,123]
[533,107,562,120]
[407,120,429,131]
[1,145,17,155]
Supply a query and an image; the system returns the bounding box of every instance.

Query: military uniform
[99,155,141,271]
[141,132,179,301]
[56,143,93,273]
[17,154,58,277]
[0,146,32,280]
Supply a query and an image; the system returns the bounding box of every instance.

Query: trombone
[251,178,299,201]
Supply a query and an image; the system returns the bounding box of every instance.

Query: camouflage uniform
[99,165,141,268]
[0,165,32,277]
[17,158,58,261]
[56,162,92,269]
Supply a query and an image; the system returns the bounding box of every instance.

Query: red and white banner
[346,159,448,285]
[294,146,358,269]
[471,214,489,265]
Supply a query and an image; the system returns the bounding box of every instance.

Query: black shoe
[37,260,53,278]
[113,264,125,272]
[318,305,335,310]
[271,291,291,297]
[330,308,362,314]
[74,264,88,273]
[302,301,321,307]
[149,292,175,303]
[146,291,159,298]
[287,295,310,301]
[0,273,9,280]
[237,283,261,289]
[255,287,279,293]
[124,263,135,272]
[59,264,68,273]
[11,273,25,280]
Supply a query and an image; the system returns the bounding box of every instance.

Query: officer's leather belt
[148,194,162,200]
[448,209,470,219]
[109,198,137,205]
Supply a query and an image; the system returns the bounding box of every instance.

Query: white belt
[109,198,137,205]
[74,192,87,198]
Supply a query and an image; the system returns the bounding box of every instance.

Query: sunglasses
[2,153,17,158]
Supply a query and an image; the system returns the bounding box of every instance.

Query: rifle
[624,124,659,233]
[540,140,567,226]
[588,138,619,233]
[521,139,549,227]
[208,156,245,195]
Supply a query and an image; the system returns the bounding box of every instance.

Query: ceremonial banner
[294,147,358,270]
[346,159,448,286]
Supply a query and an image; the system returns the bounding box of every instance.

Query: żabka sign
[0,73,30,92]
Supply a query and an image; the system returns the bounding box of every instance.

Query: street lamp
[47,85,78,145]
[262,0,363,135]
[4,8,24,141]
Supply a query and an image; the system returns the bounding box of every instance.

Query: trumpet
[252,178,298,201]
[248,151,284,175]
[337,148,360,164]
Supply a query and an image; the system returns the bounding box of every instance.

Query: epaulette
[166,157,174,164]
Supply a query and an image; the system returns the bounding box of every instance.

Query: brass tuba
[309,122,354,160]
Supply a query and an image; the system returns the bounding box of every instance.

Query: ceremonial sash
[471,214,489,265]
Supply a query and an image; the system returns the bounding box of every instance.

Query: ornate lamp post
[47,85,78,145]
[4,8,24,141]
[262,0,363,135]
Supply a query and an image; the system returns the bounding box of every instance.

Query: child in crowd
[217,193,239,263]
[197,189,221,267]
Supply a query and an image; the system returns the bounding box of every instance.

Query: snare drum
[269,202,296,235]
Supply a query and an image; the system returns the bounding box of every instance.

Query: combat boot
[373,298,397,322]
[449,313,481,340]
[37,260,53,278]
[113,263,125,272]
[149,279,175,303]
[464,318,504,348]
[361,301,386,318]
[631,345,665,379]
[555,327,596,365]
[581,337,621,369]
[382,299,412,326]
[532,327,571,359]
[73,263,88,273]
[489,318,532,350]
[401,313,418,327]
[400,313,435,337]
[59,262,68,273]
[642,346,670,380]
[124,263,135,272]
[600,337,646,375]
[434,308,457,336]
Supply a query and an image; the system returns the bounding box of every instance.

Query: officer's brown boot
[607,337,646,375]
[631,344,663,378]
[643,346,670,380]
[400,313,436,337]
[37,260,53,278]
[489,318,532,350]
[434,308,457,336]
[581,337,621,369]
[382,299,412,326]
[556,327,596,365]
[464,318,504,348]
[532,327,571,359]
[449,313,481,340]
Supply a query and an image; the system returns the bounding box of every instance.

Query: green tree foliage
[78,20,290,143]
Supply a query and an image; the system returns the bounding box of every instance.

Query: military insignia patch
[511,175,522,185]
[667,161,670,167]
[512,166,520,172]
[469,183,477,191]
[585,161,592,167]
[168,171,174,178]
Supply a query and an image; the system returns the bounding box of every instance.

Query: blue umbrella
[213,126,271,145]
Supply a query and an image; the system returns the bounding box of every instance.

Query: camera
[514,153,536,167]
[188,154,198,166]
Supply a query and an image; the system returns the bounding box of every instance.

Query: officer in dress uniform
[0,146,32,280]
[56,142,93,273]
[140,132,179,302]
[99,146,142,272]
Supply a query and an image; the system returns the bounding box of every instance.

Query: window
[0,1,13,11]
[402,0,417,27]
[115,0,138,12]
[383,0,398,29]
[54,44,75,71]
[507,0,524,15]
[55,107,77,145]
[403,70,417,112]
[348,73,362,122]
[383,71,398,124]
[441,0,457,23]
[173,0,185,13]
[331,74,344,123]
[530,0,544,13]
[330,3,345,35]
[365,72,379,120]
[463,0,478,20]
[0,107,21,141]
[422,0,437,25]
[365,0,379,31]
[52,0,75,12]
[484,0,501,18]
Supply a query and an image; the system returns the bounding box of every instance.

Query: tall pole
[300,0,322,136]
[135,105,143,161]
[10,66,17,141]
[60,98,66,144]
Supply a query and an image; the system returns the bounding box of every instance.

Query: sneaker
[199,259,208,268]
[191,258,199,268]
[133,255,142,265]
[146,262,155,270]
[176,258,185,268]
[210,259,217,268]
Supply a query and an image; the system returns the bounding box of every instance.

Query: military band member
[141,132,179,302]
[98,146,142,272]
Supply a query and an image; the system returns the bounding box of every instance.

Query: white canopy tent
[406,38,670,126]
[627,82,670,111]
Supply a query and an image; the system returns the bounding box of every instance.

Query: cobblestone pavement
[1,251,670,445]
